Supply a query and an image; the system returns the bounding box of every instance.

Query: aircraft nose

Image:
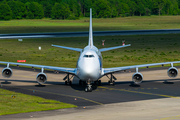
[83,66,94,75]
[78,59,100,80]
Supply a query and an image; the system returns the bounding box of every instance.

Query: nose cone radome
[78,59,100,81]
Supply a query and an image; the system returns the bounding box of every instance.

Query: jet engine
[36,73,47,84]
[132,72,143,84]
[167,67,178,78]
[2,67,13,78]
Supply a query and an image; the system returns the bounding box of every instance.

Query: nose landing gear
[85,79,92,92]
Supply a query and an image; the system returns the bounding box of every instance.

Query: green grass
[1,16,180,33]
[0,33,180,68]
[0,88,77,115]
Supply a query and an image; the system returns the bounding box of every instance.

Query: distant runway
[1,29,180,39]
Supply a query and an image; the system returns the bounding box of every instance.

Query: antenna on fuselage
[88,8,93,48]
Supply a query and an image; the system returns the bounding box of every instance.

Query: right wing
[52,44,82,52]
[0,61,76,75]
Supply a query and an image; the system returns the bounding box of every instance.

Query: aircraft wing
[0,61,76,75]
[99,44,131,52]
[103,61,180,75]
[52,44,82,52]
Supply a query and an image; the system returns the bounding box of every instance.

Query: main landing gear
[63,74,73,85]
[106,73,117,86]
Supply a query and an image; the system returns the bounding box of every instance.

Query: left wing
[0,61,76,75]
[99,44,131,52]
[103,61,180,75]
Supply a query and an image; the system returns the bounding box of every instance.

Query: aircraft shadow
[0,77,180,91]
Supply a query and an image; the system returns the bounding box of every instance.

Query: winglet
[88,8,93,48]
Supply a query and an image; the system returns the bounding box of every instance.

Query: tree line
[0,0,180,20]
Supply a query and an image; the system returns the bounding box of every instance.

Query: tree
[153,0,166,16]
[78,0,93,17]
[8,1,27,19]
[93,0,111,18]
[41,1,53,18]
[107,0,118,17]
[168,0,179,15]
[51,2,71,19]
[62,0,81,18]
[129,1,137,16]
[135,0,146,16]
[0,2,12,20]
[164,0,171,14]
[26,2,44,19]
[118,2,130,17]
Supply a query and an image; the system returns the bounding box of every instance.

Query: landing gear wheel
[85,86,92,92]
[65,81,72,85]
[98,80,101,86]
[112,80,115,86]
[108,80,115,86]
[85,87,88,92]
[79,80,82,85]
[69,81,72,85]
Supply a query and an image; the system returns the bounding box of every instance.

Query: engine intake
[36,73,47,84]
[167,67,178,78]
[132,72,143,84]
[2,68,12,78]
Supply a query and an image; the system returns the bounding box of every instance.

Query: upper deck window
[83,55,94,58]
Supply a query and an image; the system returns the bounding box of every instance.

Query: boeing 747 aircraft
[1,9,180,92]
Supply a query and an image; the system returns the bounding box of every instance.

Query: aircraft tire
[79,80,82,85]
[69,81,72,85]
[65,81,67,85]
[85,87,92,92]
[98,80,101,86]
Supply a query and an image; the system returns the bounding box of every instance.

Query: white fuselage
[76,45,103,81]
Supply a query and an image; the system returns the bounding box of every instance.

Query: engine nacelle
[36,73,47,84]
[167,67,178,78]
[2,67,13,78]
[132,72,143,84]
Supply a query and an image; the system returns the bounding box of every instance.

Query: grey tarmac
[0,66,180,119]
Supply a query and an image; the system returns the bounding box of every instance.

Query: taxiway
[0,66,180,120]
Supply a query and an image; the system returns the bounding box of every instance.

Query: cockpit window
[83,55,89,57]
[83,55,94,58]
[89,55,94,57]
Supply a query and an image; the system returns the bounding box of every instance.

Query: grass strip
[1,16,180,33]
[0,88,77,115]
[0,33,180,68]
